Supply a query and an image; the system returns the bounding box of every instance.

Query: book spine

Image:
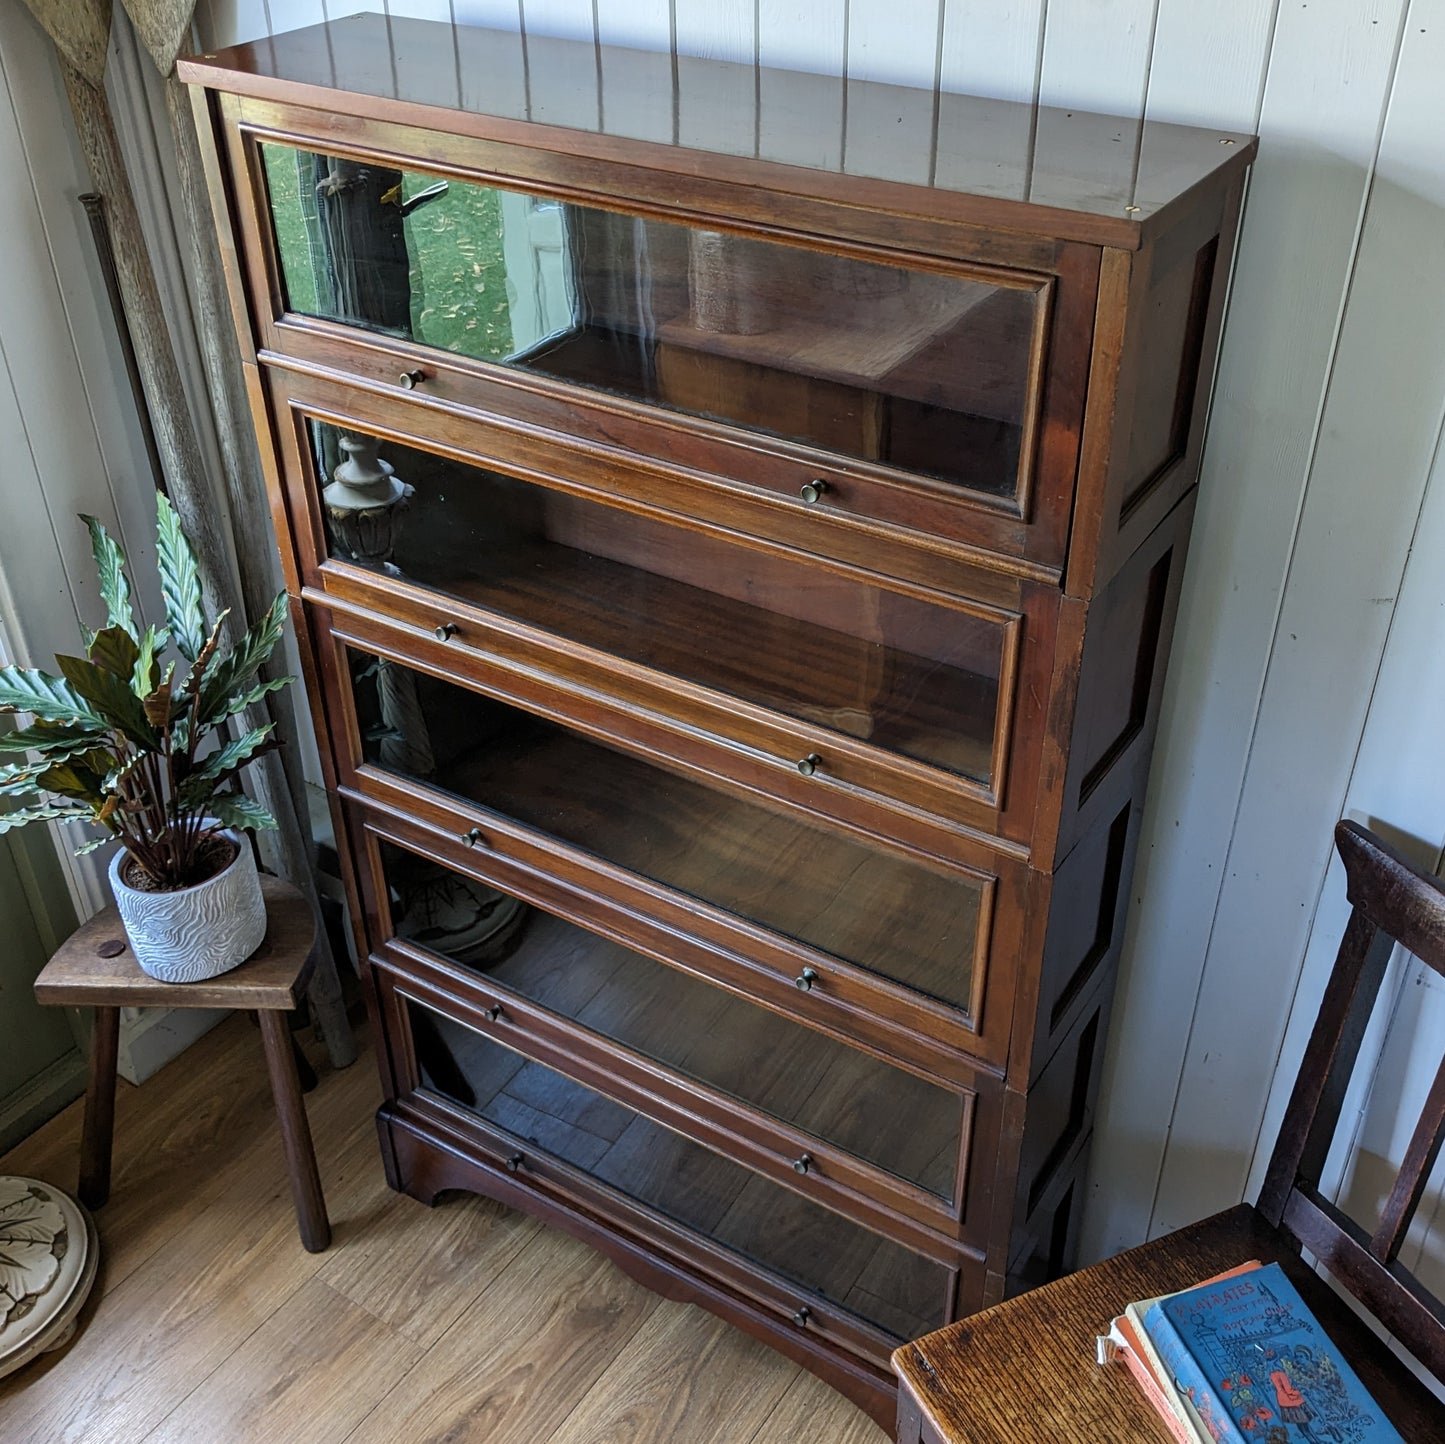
[1142,1302,1243,1444]
[1115,1344,1205,1444]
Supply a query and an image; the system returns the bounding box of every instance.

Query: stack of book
[1097,1260,1406,1443]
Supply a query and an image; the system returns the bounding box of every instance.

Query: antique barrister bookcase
[183,16,1254,1424]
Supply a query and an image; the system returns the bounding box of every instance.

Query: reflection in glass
[310,422,1004,786]
[351,652,983,1014]
[408,1000,948,1340]
[382,841,963,1197]
[264,142,1040,497]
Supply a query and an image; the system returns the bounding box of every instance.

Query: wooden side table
[33,874,331,1252]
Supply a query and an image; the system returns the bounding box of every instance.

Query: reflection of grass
[404,173,513,360]
[261,143,513,361]
[262,143,318,316]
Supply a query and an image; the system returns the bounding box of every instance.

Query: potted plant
[0,495,294,983]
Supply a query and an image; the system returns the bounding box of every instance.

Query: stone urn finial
[322,435,415,567]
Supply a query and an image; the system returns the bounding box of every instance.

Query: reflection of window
[500,195,578,355]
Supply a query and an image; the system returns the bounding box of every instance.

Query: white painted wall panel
[1149,0,1445,1241]
[939,2,1041,101]
[1081,0,1417,1259]
[1037,0,1158,115]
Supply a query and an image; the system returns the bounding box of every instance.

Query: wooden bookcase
[182,17,1255,1425]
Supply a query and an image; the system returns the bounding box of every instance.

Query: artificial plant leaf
[80,514,137,641]
[0,766,46,797]
[206,792,278,832]
[103,754,145,795]
[176,731,280,812]
[0,667,103,725]
[37,762,106,806]
[0,803,90,833]
[144,663,176,727]
[87,624,141,679]
[54,655,157,749]
[155,492,207,662]
[187,724,276,788]
[130,624,168,700]
[0,721,106,756]
[210,674,296,726]
[196,593,288,726]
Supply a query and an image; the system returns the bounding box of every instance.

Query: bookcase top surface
[180,14,1255,249]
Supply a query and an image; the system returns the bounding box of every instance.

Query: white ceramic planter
[108,829,267,983]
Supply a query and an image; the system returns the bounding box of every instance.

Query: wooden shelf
[425,540,998,782]
[391,684,984,1014]
[389,873,963,1196]
[410,1001,948,1341]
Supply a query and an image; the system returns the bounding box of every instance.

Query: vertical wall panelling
[199,1,279,50]
[938,1,1043,101]
[1036,0,1159,115]
[519,4,601,132]
[1144,0,1279,127]
[756,1,845,170]
[596,0,671,142]
[673,0,754,154]
[1147,0,1445,1240]
[1079,0,1415,1260]
[389,1,457,22]
[844,0,941,184]
[453,0,524,31]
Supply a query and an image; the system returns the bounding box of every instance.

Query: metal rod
[79,192,167,496]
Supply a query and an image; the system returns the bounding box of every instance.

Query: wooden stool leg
[79,1006,120,1209]
[258,1009,331,1252]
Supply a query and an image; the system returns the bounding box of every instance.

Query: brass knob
[793,1153,814,1175]
[799,479,828,505]
[505,1152,524,1173]
[796,753,822,777]
[435,622,458,640]
[795,968,818,992]
[462,828,485,848]
[793,1305,811,1328]
[399,369,425,389]
[486,1004,505,1022]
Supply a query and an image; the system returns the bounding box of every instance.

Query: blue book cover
[1142,1261,1405,1444]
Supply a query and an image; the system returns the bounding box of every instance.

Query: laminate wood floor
[0,1013,887,1444]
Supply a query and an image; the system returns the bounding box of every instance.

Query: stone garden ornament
[0,495,294,982]
[0,1177,97,1380]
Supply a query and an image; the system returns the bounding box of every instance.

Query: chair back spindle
[1257,820,1445,1380]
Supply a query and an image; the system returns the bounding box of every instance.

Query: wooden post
[52,57,355,1070]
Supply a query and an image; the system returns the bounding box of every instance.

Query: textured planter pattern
[109,831,267,982]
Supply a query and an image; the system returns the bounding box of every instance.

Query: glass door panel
[262,142,1043,500]
[310,421,1005,786]
[380,841,963,1198]
[407,999,948,1340]
[348,649,985,1016]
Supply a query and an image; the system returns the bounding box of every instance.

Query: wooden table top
[34,874,317,1011]
[894,1205,1444,1444]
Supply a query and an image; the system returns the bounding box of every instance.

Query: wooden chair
[894,821,1445,1442]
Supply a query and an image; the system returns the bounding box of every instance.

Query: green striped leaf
[130,624,168,699]
[206,792,278,832]
[0,720,106,759]
[0,802,90,833]
[81,514,137,640]
[196,592,288,726]
[87,625,140,679]
[213,673,295,724]
[54,655,156,749]
[155,493,206,662]
[176,725,278,810]
[0,667,103,725]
